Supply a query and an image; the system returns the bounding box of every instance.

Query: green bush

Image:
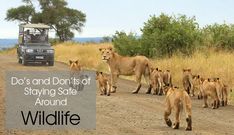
[112,13,234,58]
[112,31,141,56]
[141,14,201,58]
[202,24,234,50]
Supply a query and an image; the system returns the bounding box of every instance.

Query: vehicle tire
[18,58,22,64]
[48,61,54,66]
[22,58,27,66]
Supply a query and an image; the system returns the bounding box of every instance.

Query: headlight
[47,49,54,53]
[25,49,34,53]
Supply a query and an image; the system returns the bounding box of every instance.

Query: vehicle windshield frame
[18,24,50,45]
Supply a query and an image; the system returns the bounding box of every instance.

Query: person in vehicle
[24,30,31,43]
[39,29,48,42]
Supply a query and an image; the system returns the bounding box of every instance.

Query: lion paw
[221,100,225,106]
[172,123,179,129]
[185,126,192,131]
[190,94,195,97]
[132,90,138,94]
[202,104,208,108]
[111,90,116,93]
[165,119,172,127]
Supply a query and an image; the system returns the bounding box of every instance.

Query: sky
[0,0,234,38]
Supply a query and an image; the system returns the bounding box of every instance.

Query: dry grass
[0,47,16,55]
[151,51,233,87]
[54,42,112,71]
[53,42,234,103]
[1,42,234,103]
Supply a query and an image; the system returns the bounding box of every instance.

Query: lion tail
[179,98,184,120]
[144,59,152,77]
[143,59,152,86]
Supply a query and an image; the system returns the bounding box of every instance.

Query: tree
[101,36,112,43]
[5,5,35,23]
[5,0,86,42]
[141,14,201,58]
[202,23,234,50]
[112,31,141,56]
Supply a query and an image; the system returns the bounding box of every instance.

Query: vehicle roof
[19,23,50,29]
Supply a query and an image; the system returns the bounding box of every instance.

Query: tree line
[6,0,86,42]
[112,13,234,58]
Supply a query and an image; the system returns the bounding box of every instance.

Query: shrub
[112,31,141,56]
[202,23,234,50]
[141,14,201,58]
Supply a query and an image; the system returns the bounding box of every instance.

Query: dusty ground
[0,54,234,135]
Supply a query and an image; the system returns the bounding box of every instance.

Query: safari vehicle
[17,23,54,66]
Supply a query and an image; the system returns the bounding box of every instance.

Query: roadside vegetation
[1,13,234,103]
[53,42,234,104]
[113,13,234,58]
[5,0,86,42]
[1,42,233,104]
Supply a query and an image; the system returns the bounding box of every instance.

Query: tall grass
[54,42,112,71]
[54,42,234,104]
[54,42,234,86]
[1,42,233,103]
[151,51,233,86]
[0,47,16,55]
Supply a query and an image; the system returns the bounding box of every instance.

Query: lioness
[150,68,164,95]
[199,78,219,109]
[164,86,192,131]
[212,78,228,106]
[96,71,111,96]
[99,47,151,94]
[182,69,194,96]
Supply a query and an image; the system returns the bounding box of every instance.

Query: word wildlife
[21,111,80,126]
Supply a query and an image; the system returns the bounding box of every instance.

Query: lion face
[96,71,104,80]
[69,59,81,71]
[99,47,113,61]
[183,68,192,75]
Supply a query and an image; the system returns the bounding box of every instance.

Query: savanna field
[1,42,234,104]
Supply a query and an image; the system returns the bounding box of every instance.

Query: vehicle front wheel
[48,61,54,66]
[18,58,22,64]
[22,58,27,66]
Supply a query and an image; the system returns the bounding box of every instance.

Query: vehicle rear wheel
[48,61,54,66]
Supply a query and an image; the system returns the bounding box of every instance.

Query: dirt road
[0,54,234,135]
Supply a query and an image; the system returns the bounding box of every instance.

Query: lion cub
[96,71,111,96]
[182,69,194,96]
[69,60,81,72]
[150,68,164,95]
[212,78,228,106]
[150,68,172,95]
[164,86,192,131]
[192,75,203,99]
[199,78,219,109]
[161,70,172,87]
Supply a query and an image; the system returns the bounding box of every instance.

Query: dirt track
[0,54,234,135]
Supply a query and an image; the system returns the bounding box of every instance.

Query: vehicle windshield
[23,28,49,44]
